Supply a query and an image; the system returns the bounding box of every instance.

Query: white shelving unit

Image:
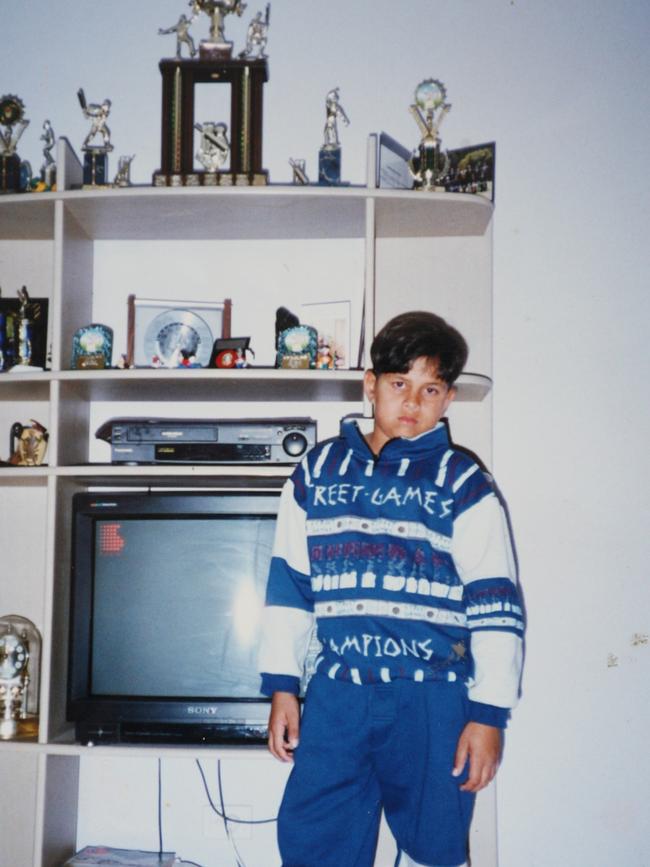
[0,137,495,867]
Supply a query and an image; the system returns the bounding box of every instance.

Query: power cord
[154,757,278,867]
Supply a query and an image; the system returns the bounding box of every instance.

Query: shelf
[3,368,491,402]
[54,465,293,486]
[0,185,492,243]
[0,737,273,761]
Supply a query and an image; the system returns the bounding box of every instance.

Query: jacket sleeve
[258,470,315,696]
[450,465,524,727]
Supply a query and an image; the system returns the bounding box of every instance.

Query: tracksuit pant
[277,673,475,867]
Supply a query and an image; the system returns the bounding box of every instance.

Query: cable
[194,759,278,825]
[158,758,164,858]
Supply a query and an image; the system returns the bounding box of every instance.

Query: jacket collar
[340,415,450,463]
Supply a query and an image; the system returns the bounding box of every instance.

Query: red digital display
[99,523,126,555]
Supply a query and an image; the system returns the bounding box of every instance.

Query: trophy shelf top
[0,185,493,242]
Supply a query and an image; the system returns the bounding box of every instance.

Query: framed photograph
[300,300,351,370]
[126,296,232,368]
[0,297,49,371]
[444,141,495,202]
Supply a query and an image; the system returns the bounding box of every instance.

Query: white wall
[3,1,649,865]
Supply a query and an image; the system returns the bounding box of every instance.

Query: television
[67,489,281,745]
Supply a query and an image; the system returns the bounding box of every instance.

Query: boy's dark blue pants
[278,674,475,867]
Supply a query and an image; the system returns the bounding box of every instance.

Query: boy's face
[363,356,456,454]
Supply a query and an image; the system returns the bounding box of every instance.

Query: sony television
[67,489,281,745]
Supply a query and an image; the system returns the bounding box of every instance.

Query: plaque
[276,325,318,369]
[71,324,113,369]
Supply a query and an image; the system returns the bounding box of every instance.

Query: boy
[258,311,524,867]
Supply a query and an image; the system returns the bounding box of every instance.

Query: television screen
[68,491,282,744]
[91,515,274,698]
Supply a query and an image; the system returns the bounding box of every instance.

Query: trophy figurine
[408,78,451,191]
[158,10,198,58]
[0,94,30,193]
[318,87,349,185]
[195,122,230,175]
[239,4,270,59]
[0,615,41,741]
[78,88,114,188]
[191,0,248,59]
[113,154,135,188]
[39,119,57,189]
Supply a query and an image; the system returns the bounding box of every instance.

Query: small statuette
[239,3,270,59]
[39,119,57,189]
[113,154,135,188]
[158,10,198,58]
[194,122,230,172]
[78,88,114,188]
[0,94,31,193]
[7,419,49,467]
[289,158,309,185]
[408,78,451,191]
[319,87,349,186]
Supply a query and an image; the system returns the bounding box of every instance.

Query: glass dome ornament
[0,614,41,740]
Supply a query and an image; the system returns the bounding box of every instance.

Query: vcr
[95,417,317,465]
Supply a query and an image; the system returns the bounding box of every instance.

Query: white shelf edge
[0,738,273,761]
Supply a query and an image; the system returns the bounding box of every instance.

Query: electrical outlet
[203,804,253,840]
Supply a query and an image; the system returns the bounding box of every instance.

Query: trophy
[289,158,309,185]
[78,88,114,188]
[318,87,349,185]
[113,154,135,187]
[154,0,269,187]
[408,78,451,191]
[0,94,30,193]
[9,286,43,371]
[0,615,41,741]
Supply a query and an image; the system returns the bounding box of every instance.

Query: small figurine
[158,11,198,58]
[113,154,135,187]
[8,420,49,466]
[194,122,230,171]
[289,158,309,185]
[78,89,113,152]
[39,120,56,188]
[239,4,270,59]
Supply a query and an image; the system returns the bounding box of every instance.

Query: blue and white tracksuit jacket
[259,418,524,727]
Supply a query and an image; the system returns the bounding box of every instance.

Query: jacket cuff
[260,673,301,697]
[467,700,510,729]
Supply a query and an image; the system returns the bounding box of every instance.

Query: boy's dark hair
[370,311,468,386]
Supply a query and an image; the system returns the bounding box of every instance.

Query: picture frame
[126,295,232,368]
[300,300,352,370]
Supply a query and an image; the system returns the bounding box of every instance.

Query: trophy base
[318,146,342,186]
[82,150,110,188]
[199,39,233,60]
[0,154,22,194]
[0,714,39,741]
[153,170,268,187]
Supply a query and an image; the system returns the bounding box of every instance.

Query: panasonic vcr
[95,417,317,465]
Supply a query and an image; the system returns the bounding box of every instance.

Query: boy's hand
[452,722,502,792]
[268,691,300,762]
